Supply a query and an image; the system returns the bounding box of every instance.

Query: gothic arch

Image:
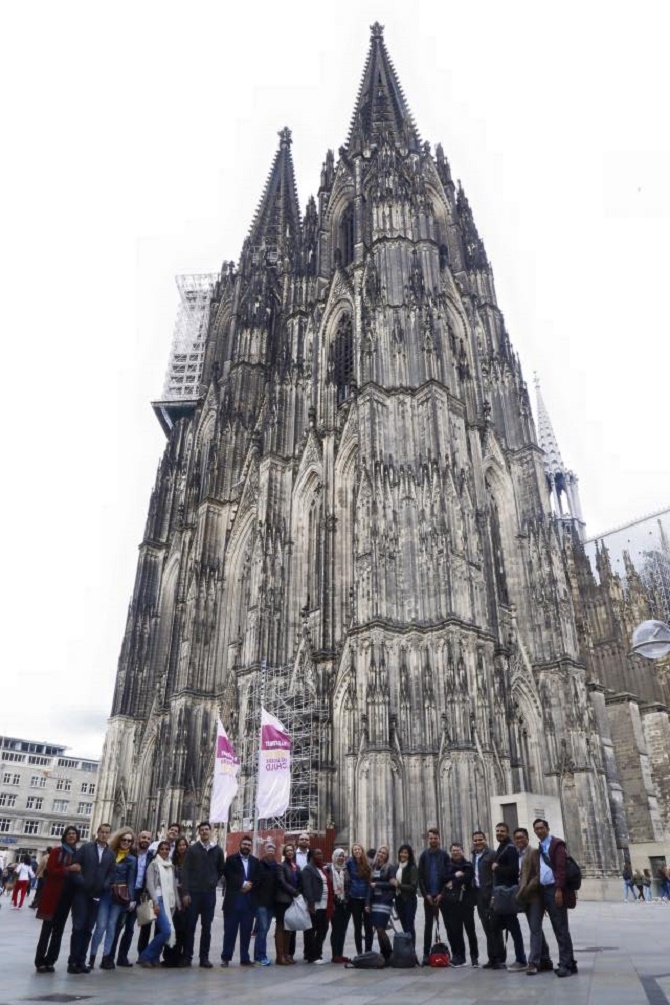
[334,433,358,641]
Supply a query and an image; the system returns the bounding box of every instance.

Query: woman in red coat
[34,825,80,973]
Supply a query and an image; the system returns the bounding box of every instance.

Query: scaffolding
[238,661,321,835]
[161,274,218,402]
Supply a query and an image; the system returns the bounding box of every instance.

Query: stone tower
[95,25,669,876]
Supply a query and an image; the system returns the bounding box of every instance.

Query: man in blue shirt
[533,818,576,978]
[417,828,451,966]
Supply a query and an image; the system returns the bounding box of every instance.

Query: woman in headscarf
[34,825,80,972]
[326,848,350,963]
[89,828,137,970]
[138,840,181,967]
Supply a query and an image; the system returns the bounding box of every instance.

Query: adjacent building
[94,24,670,893]
[0,736,98,860]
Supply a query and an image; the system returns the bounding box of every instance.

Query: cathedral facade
[95,25,670,884]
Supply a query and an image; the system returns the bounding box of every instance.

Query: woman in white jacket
[138,841,181,967]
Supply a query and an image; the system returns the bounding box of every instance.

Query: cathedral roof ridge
[345,24,421,155]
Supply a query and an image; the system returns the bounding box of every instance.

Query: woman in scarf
[161,835,189,967]
[138,841,181,967]
[34,825,80,972]
[366,845,396,963]
[393,843,419,946]
[277,843,301,964]
[89,829,137,970]
[326,848,350,963]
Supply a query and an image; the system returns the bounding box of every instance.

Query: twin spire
[245,24,422,252]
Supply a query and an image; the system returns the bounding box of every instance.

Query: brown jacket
[517,847,541,904]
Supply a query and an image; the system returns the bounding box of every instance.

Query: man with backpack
[532,818,577,978]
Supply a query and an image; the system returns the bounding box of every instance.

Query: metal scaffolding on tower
[237,660,322,835]
[161,273,218,402]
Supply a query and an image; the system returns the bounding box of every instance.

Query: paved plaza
[1,895,669,1005]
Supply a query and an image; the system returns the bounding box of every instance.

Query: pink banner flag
[209,719,240,824]
[256,707,292,820]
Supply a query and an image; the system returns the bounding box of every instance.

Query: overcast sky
[1,0,668,758]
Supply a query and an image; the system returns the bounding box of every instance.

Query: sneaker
[570,962,579,974]
[240,960,255,967]
[219,960,229,968]
[526,964,538,975]
[471,959,479,967]
[450,957,466,967]
[508,961,527,972]
[258,958,272,966]
[199,960,213,968]
[555,967,571,978]
[313,958,327,965]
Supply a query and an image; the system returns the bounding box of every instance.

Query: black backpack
[390,931,417,968]
[348,951,386,969]
[540,845,582,892]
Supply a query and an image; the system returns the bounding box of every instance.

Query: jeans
[254,905,274,961]
[349,898,373,954]
[330,899,351,958]
[90,892,127,958]
[35,885,76,966]
[111,905,136,961]
[184,889,216,963]
[395,896,417,946]
[304,908,329,962]
[222,894,255,963]
[139,897,172,963]
[69,892,100,968]
[542,884,574,970]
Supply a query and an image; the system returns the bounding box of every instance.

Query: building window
[77,802,93,815]
[81,782,96,795]
[57,758,78,769]
[3,773,20,786]
[50,822,65,837]
[55,778,72,792]
[339,204,355,267]
[28,755,51,766]
[52,800,69,814]
[24,820,40,835]
[2,751,25,763]
[30,775,47,789]
[79,825,90,840]
[0,818,10,833]
[26,796,43,810]
[81,762,97,773]
[0,793,17,808]
[330,312,354,406]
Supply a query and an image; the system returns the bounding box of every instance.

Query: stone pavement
[1,894,669,1005]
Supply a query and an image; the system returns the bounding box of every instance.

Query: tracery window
[339,204,355,267]
[331,313,354,406]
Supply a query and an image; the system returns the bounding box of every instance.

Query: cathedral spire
[246,127,301,259]
[535,375,585,535]
[346,23,421,154]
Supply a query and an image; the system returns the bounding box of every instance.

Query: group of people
[26,814,580,979]
[621,863,667,902]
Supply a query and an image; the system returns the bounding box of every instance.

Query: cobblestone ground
[1,892,669,1005]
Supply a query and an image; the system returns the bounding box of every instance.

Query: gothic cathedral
[96,25,670,880]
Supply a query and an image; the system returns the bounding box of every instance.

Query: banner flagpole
[252,658,267,855]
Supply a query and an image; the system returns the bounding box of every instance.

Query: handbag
[490,884,521,915]
[136,897,155,926]
[283,894,312,932]
[111,883,131,906]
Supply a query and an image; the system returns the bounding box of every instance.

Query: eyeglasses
[120,838,132,843]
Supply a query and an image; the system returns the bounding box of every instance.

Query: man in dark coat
[491,822,527,971]
[221,834,259,966]
[67,823,115,974]
[417,827,451,966]
[181,821,225,968]
[533,818,577,978]
[443,841,478,967]
[471,829,503,970]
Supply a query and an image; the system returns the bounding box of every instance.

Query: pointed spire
[457,181,488,269]
[346,23,421,154]
[246,127,301,258]
[534,375,566,477]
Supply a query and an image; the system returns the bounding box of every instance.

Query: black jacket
[254,860,278,908]
[417,848,451,897]
[181,842,225,896]
[494,837,519,886]
[275,860,301,905]
[222,853,259,910]
[71,841,116,897]
[472,846,497,898]
[395,862,419,902]
[300,862,325,911]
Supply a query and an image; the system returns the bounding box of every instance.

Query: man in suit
[515,827,553,975]
[471,829,505,970]
[417,827,451,966]
[533,818,577,978]
[67,823,115,974]
[221,834,259,967]
[491,822,527,971]
[181,821,225,968]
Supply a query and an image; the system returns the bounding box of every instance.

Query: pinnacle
[534,374,567,476]
[246,127,301,255]
[346,26,421,153]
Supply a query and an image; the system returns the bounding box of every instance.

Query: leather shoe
[200,960,213,968]
[555,966,571,978]
[117,959,133,967]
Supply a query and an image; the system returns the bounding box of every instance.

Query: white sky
[1,0,668,758]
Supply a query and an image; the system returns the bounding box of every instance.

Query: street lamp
[631,620,670,660]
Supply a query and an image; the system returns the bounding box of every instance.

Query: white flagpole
[252,658,267,855]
